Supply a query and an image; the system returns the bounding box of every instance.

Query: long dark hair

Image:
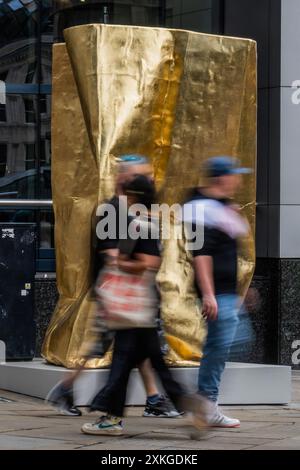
[122,174,156,209]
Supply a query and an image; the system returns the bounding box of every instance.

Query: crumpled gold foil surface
[42,25,257,368]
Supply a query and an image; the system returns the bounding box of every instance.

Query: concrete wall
[280,0,300,257]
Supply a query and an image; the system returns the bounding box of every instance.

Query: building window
[25,143,36,170]
[24,97,36,123]
[0,143,7,177]
[0,103,6,122]
[166,0,217,33]
[0,70,8,82]
[25,61,37,84]
[40,95,47,115]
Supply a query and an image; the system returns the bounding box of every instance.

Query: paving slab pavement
[0,372,299,450]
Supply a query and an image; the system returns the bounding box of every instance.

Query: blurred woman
[81,175,186,436]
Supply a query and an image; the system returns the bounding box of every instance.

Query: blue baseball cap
[117,154,149,165]
[203,156,252,177]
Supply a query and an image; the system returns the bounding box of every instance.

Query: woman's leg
[138,359,159,396]
[90,329,138,417]
[139,329,186,412]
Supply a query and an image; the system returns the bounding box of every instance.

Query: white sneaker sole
[209,422,240,428]
[143,412,183,418]
[81,426,123,436]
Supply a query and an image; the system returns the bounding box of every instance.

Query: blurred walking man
[183,156,251,428]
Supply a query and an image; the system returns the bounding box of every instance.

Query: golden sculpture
[42,25,257,368]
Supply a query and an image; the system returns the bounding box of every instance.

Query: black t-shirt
[131,234,160,258]
[96,197,160,307]
[96,195,160,260]
[97,196,121,252]
[186,189,238,296]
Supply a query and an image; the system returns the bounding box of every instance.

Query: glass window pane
[0,142,7,177]
[0,208,54,249]
[41,0,54,84]
[0,208,35,223]
[0,103,6,121]
[0,93,37,199]
[39,208,54,248]
[0,0,38,85]
[39,94,51,199]
[25,61,38,84]
[166,0,215,33]
[25,143,36,169]
[53,1,163,41]
[112,3,161,26]
[24,96,37,123]
[8,0,24,12]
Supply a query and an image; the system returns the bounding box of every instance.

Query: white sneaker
[81,415,124,436]
[193,397,240,428]
[208,407,240,428]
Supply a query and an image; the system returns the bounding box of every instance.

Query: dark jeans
[90,328,185,417]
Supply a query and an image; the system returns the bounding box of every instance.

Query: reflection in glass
[53,0,219,37]
[0,0,38,84]
[25,61,38,83]
[41,0,54,84]
[25,143,36,169]
[166,0,215,33]
[0,0,222,266]
[53,0,163,41]
[40,94,51,199]
[0,94,37,199]
[24,96,37,123]
[39,209,54,248]
[0,208,35,224]
[0,103,6,122]
[0,208,54,249]
[0,143,7,178]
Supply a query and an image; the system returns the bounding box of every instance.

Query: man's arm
[194,255,218,321]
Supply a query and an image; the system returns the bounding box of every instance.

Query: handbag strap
[117,216,140,257]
